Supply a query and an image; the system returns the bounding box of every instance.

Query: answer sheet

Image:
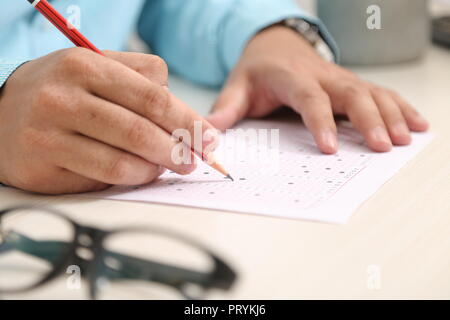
[88,119,433,224]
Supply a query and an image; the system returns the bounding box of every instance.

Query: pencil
[27,0,103,55]
[26,0,233,181]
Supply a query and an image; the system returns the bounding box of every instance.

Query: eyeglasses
[0,206,237,300]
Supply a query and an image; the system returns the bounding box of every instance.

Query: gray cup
[317,0,431,65]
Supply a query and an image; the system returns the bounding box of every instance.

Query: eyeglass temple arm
[102,250,234,291]
[0,232,234,291]
[0,232,66,264]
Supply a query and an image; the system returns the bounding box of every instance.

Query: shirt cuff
[0,61,27,89]
[221,0,339,73]
[0,61,26,188]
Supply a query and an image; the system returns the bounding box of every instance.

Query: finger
[82,56,215,153]
[389,91,429,132]
[36,168,110,195]
[284,80,338,154]
[343,87,393,152]
[62,95,196,175]
[371,87,412,146]
[103,51,168,87]
[207,76,250,131]
[52,134,165,186]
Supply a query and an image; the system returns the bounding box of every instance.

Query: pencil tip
[226,174,234,182]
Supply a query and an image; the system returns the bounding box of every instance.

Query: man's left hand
[207,26,429,154]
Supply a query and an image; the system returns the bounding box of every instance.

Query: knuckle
[126,119,150,149]
[135,55,169,82]
[342,82,369,100]
[301,90,327,103]
[276,62,298,77]
[148,55,168,74]
[387,88,400,97]
[58,48,96,73]
[371,86,388,97]
[33,84,58,109]
[33,85,79,117]
[105,155,131,182]
[312,110,333,123]
[389,89,408,105]
[295,88,329,107]
[143,87,170,122]
[21,129,59,154]
[58,48,87,66]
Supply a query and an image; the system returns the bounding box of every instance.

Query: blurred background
[130,1,450,66]
[297,0,450,16]
[298,0,450,65]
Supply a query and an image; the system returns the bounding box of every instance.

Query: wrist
[246,24,321,57]
[253,19,336,63]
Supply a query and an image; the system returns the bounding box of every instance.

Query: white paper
[87,119,434,224]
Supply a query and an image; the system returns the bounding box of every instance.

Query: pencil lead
[226,174,234,182]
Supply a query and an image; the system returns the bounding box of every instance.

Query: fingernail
[371,127,392,147]
[391,122,410,138]
[320,130,338,153]
[415,114,429,126]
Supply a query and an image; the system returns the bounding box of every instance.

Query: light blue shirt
[0,0,337,88]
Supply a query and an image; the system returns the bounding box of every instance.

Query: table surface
[1,45,449,300]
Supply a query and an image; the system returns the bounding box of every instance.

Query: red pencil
[27,0,104,55]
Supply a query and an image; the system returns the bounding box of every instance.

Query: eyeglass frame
[0,206,237,300]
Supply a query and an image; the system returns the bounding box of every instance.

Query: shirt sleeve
[0,60,26,89]
[0,60,27,188]
[137,0,338,87]
[0,60,27,187]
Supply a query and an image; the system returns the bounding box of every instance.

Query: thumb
[207,77,250,131]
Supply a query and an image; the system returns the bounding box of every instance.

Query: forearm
[137,0,337,87]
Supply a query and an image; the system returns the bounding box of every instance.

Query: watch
[280,18,335,63]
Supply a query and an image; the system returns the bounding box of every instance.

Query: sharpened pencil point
[226,174,234,182]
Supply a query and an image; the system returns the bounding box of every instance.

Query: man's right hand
[0,48,215,194]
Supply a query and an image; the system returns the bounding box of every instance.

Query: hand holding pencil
[0,0,231,194]
[27,0,233,181]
